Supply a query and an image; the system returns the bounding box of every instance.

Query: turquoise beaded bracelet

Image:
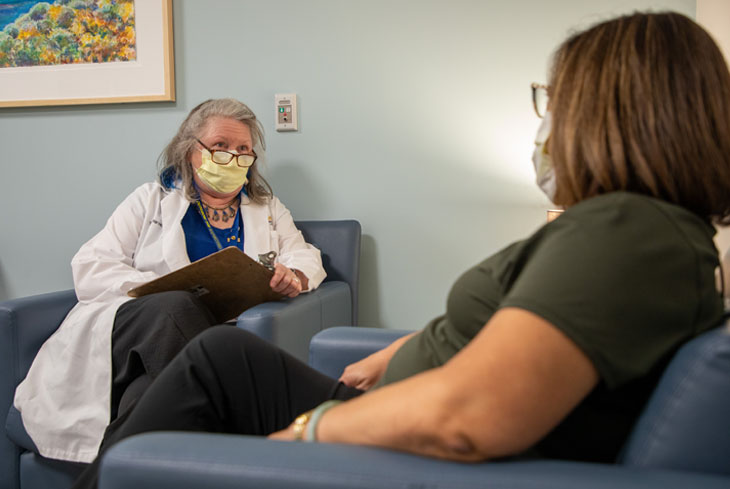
[304,400,342,442]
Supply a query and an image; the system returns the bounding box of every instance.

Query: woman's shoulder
[116,181,185,211]
[242,192,284,210]
[555,192,715,243]
[568,191,703,219]
[125,181,163,196]
[525,192,720,294]
[127,181,182,199]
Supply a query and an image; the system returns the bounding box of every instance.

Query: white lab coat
[13,182,326,463]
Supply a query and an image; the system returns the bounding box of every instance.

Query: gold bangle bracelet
[305,400,342,442]
[292,409,314,441]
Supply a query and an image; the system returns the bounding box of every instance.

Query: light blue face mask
[531,111,557,202]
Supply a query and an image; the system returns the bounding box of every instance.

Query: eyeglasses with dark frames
[531,82,549,118]
[196,139,257,168]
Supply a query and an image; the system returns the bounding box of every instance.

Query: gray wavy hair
[158,98,272,204]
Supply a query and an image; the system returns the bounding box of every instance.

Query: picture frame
[0,0,175,108]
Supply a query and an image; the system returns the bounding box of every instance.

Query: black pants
[110,290,219,419]
[72,326,363,489]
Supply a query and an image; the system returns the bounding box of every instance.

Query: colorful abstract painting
[0,0,136,68]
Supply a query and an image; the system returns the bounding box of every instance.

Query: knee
[187,326,269,365]
[192,326,255,351]
[181,328,289,386]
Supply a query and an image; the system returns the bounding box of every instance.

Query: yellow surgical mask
[195,148,249,194]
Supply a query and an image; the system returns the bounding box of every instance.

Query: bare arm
[272,308,598,461]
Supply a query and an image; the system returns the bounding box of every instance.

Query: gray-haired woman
[13,98,326,464]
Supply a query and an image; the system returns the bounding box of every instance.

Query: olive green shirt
[380,192,724,461]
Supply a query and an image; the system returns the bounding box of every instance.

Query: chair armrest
[99,433,730,489]
[309,326,411,378]
[0,289,77,489]
[0,289,78,396]
[0,289,78,385]
[236,281,351,362]
[296,219,361,325]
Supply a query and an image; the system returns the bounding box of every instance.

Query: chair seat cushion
[6,404,38,453]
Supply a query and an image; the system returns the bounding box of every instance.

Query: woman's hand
[269,263,305,298]
[339,350,390,391]
[340,331,418,390]
[268,423,297,441]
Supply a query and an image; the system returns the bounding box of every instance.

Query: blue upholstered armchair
[236,219,361,360]
[0,219,360,489]
[95,323,730,489]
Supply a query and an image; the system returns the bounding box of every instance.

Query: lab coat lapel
[160,190,191,271]
[241,195,271,259]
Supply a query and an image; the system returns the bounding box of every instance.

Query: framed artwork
[0,0,174,107]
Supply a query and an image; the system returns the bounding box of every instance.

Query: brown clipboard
[127,247,284,323]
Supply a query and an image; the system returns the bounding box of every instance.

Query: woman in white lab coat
[13,98,326,464]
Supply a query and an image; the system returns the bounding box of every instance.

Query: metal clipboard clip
[258,251,277,271]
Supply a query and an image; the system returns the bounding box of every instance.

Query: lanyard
[195,201,225,251]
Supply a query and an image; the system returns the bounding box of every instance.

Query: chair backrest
[618,322,730,475]
[295,220,361,325]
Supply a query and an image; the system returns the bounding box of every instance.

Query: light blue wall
[0,0,695,330]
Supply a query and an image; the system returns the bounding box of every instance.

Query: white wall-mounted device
[275,93,298,132]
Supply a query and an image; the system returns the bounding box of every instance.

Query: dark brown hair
[548,12,730,224]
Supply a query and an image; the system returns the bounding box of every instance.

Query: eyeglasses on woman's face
[531,82,549,118]
[196,139,257,168]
